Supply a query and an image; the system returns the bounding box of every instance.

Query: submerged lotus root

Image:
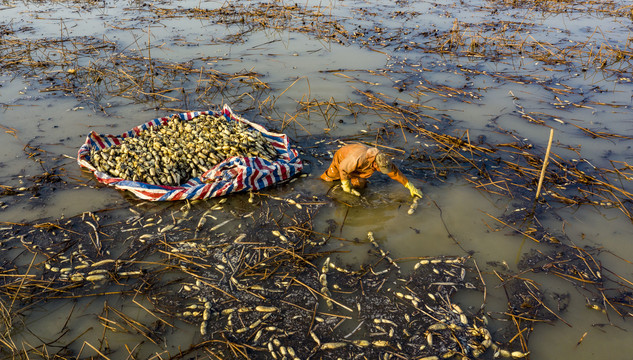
[89,114,279,186]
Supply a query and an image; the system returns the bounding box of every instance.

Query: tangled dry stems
[1,0,633,358]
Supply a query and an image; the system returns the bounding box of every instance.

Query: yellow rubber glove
[341,179,360,196]
[405,182,423,198]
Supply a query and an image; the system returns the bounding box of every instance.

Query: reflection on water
[1,0,633,358]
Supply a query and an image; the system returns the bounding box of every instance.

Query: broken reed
[493,0,632,17]
[429,19,633,70]
[535,128,554,199]
[0,201,516,359]
[290,91,629,216]
[1,189,632,358]
[1,99,631,359]
[160,2,347,44]
[3,0,631,113]
[279,83,633,221]
[0,29,271,111]
[0,0,630,137]
[0,1,351,110]
[5,29,630,218]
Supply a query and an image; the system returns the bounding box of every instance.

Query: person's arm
[387,166,423,198]
[385,166,408,186]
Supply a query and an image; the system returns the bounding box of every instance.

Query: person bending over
[320,143,422,198]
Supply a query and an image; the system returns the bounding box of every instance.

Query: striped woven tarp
[77,105,303,201]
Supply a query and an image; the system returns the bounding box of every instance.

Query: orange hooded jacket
[320,143,408,187]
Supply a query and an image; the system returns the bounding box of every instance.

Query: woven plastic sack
[77,105,303,201]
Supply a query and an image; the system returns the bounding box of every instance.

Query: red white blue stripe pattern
[77,105,303,201]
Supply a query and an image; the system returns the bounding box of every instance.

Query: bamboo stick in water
[536,128,554,199]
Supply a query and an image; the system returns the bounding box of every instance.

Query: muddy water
[1,0,633,358]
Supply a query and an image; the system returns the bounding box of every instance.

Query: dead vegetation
[1,0,633,359]
[0,195,492,359]
[425,19,633,71]
[0,181,631,358]
[1,0,631,117]
[490,0,632,17]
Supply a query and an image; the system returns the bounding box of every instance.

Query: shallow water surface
[1,0,633,358]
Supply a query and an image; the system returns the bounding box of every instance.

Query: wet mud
[1,0,633,359]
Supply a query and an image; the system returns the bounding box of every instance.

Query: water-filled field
[1,0,632,358]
